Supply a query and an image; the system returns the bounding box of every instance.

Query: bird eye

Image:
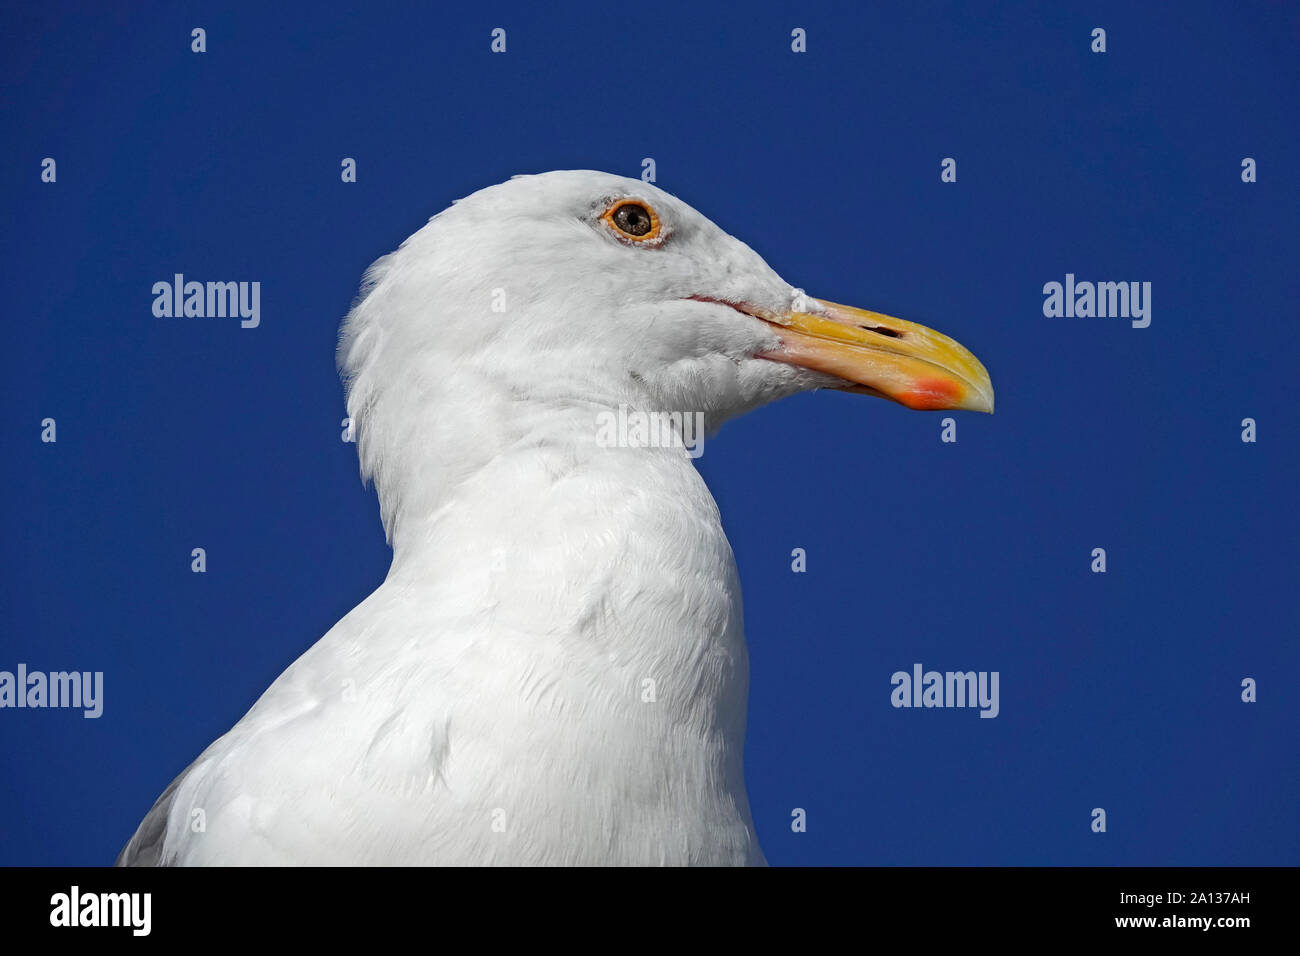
[602,199,661,242]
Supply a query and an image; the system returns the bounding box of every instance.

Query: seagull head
[339,170,993,534]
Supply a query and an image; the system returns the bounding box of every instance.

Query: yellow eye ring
[602,199,662,242]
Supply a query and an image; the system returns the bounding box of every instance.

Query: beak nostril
[859,325,904,338]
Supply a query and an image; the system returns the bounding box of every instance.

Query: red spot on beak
[898,378,964,410]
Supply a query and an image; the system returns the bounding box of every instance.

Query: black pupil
[614,203,651,236]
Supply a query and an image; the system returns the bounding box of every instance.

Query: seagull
[117,170,993,866]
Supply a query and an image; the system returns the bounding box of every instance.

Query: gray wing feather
[115,760,198,867]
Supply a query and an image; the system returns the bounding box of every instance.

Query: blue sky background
[2,0,1297,865]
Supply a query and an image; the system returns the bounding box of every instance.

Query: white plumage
[118,170,991,866]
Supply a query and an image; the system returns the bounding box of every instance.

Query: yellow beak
[756,298,994,413]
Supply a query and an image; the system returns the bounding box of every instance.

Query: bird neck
[376,396,749,722]
[381,397,735,620]
[364,398,755,846]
